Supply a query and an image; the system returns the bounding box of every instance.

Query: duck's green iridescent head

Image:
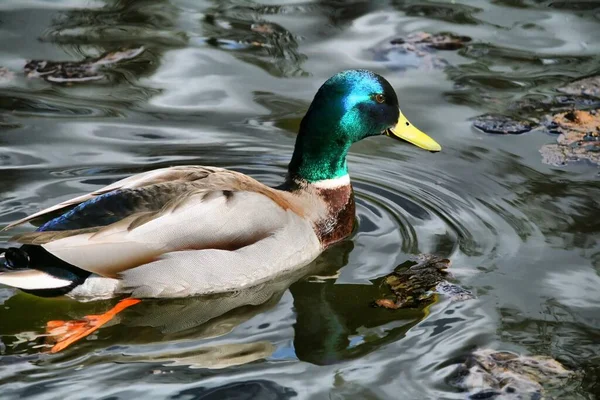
[288,69,441,183]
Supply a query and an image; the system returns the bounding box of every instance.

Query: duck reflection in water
[0,240,435,369]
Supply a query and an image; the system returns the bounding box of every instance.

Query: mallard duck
[0,69,440,351]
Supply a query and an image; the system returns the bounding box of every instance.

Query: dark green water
[0,1,599,399]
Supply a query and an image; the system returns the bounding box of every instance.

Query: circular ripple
[337,151,540,282]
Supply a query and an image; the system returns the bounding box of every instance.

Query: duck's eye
[375,94,385,104]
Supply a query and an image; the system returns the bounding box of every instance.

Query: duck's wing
[6,167,321,294]
[2,166,221,231]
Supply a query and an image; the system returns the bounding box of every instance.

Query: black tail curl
[0,247,31,271]
[0,245,92,297]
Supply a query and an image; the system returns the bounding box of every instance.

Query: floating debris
[470,76,600,136]
[191,15,302,76]
[551,109,600,138]
[472,114,536,135]
[450,348,576,399]
[558,76,600,99]
[373,254,474,309]
[390,32,472,51]
[372,32,470,72]
[435,281,477,302]
[505,94,600,116]
[23,47,144,83]
[195,37,272,51]
[470,77,600,167]
[251,23,276,35]
[540,110,600,166]
[198,15,291,51]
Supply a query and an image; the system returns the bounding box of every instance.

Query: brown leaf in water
[540,109,600,166]
[374,299,401,309]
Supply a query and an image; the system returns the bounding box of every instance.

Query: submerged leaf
[374,254,474,309]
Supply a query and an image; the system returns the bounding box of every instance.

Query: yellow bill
[387,111,442,152]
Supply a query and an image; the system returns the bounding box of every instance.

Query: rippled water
[0,0,599,399]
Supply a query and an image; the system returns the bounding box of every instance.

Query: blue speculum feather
[38,190,127,232]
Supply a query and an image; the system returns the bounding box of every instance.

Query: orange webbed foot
[46,298,141,353]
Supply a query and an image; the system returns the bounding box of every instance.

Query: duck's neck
[284,122,355,247]
[286,110,351,184]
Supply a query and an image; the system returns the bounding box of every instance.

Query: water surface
[0,0,599,399]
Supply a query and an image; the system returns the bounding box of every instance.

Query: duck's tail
[1,245,141,353]
[0,247,30,270]
[0,245,88,296]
